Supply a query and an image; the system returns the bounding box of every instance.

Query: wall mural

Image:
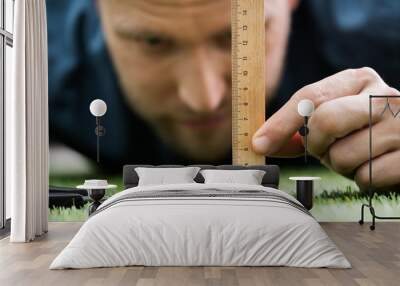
[46,0,400,222]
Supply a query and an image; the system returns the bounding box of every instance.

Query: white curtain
[6,0,49,242]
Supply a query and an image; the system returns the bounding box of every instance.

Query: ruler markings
[232,0,265,166]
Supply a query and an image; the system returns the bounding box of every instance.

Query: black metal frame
[359,95,400,230]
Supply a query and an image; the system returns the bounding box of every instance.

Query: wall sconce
[297,99,314,163]
[89,99,107,163]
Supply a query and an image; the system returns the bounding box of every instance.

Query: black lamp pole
[297,99,314,164]
[96,117,100,163]
[299,116,310,163]
[90,99,107,164]
[95,116,106,163]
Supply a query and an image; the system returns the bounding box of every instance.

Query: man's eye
[145,36,164,47]
[135,36,176,55]
[142,36,174,52]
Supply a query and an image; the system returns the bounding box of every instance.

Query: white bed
[50,182,351,269]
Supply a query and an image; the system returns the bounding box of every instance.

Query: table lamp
[297,99,314,163]
[90,99,107,163]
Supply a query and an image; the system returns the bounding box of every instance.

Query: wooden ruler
[232,0,266,165]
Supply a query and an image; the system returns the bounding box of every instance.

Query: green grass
[49,166,399,222]
[312,193,400,222]
[49,204,90,221]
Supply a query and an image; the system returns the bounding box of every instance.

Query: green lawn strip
[49,196,399,222]
[49,166,399,222]
[49,204,89,221]
[312,195,400,222]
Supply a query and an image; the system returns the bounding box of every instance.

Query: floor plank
[0,222,399,286]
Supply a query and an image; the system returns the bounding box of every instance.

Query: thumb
[253,128,305,157]
[252,96,306,156]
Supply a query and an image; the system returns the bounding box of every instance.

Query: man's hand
[252,67,400,191]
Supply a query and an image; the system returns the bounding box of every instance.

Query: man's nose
[176,47,228,113]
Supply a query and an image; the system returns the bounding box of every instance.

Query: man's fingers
[308,88,400,158]
[355,150,400,190]
[321,117,400,175]
[307,92,397,157]
[252,67,385,156]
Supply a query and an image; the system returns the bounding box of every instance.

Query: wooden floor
[0,222,399,286]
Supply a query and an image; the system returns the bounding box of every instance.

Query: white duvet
[50,183,351,269]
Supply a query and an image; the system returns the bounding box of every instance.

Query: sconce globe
[297,99,315,117]
[90,99,107,117]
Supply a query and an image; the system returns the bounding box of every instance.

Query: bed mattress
[50,183,350,269]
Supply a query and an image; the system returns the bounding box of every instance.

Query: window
[0,0,14,231]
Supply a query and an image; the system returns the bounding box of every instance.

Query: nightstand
[289,177,321,210]
[77,180,117,215]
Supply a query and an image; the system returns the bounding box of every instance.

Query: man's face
[98,0,293,161]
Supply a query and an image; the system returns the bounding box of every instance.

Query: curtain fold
[7,0,49,242]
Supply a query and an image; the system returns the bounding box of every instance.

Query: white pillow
[135,167,201,186]
[200,169,266,185]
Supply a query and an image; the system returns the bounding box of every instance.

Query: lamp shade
[297,99,314,117]
[90,99,107,117]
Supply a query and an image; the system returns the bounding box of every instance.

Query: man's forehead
[111,0,227,9]
[106,0,229,27]
[104,0,230,41]
[106,0,280,17]
[104,0,280,34]
[105,0,229,19]
[136,0,219,6]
